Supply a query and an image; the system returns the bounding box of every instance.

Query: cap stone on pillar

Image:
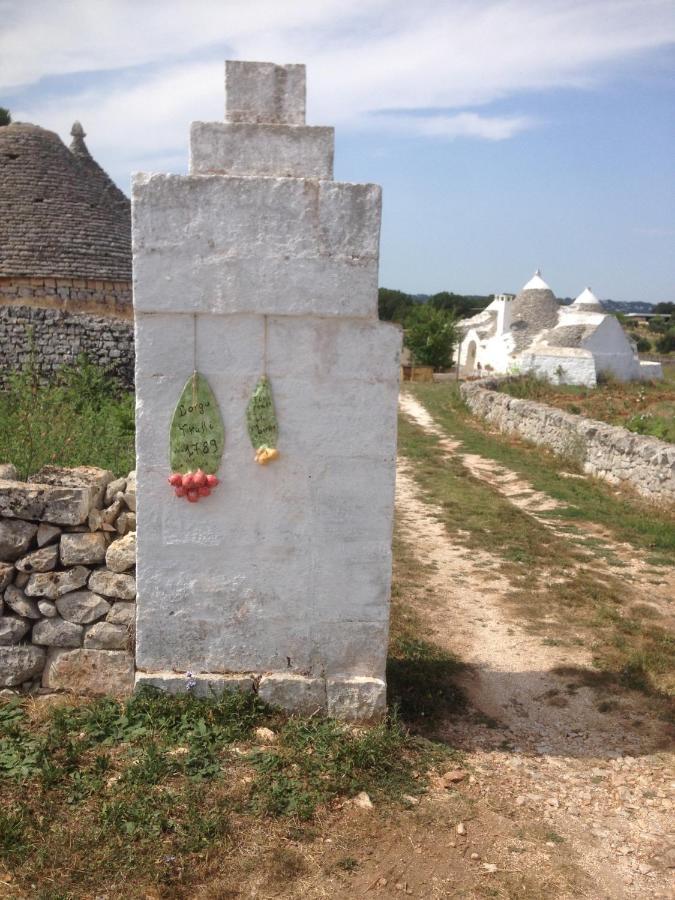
[190,60,333,179]
[224,60,306,125]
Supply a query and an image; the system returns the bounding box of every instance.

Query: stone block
[89,570,136,600]
[32,617,83,648]
[0,645,45,686]
[29,465,115,509]
[37,599,57,618]
[60,532,107,566]
[135,671,254,697]
[225,60,305,125]
[257,673,327,715]
[105,532,136,573]
[56,590,111,624]
[0,479,91,526]
[0,562,14,592]
[36,523,61,547]
[104,477,127,505]
[0,519,38,562]
[25,566,90,600]
[326,677,386,722]
[106,601,136,626]
[84,621,129,650]
[0,615,31,645]
[42,648,134,696]
[15,544,59,573]
[190,122,334,178]
[4,584,41,619]
[132,175,380,317]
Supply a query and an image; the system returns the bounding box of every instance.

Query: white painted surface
[133,61,399,719]
[522,270,550,291]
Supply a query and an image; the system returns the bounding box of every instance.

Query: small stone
[104,478,127,506]
[442,769,467,786]
[32,617,83,648]
[25,567,90,599]
[15,545,59,574]
[254,726,277,744]
[470,852,480,860]
[84,621,129,650]
[0,645,46,686]
[56,591,111,624]
[36,523,61,548]
[4,584,41,619]
[0,519,38,562]
[105,532,136,573]
[60,533,107,566]
[375,877,387,888]
[87,508,103,532]
[116,511,136,535]
[0,464,19,480]
[403,795,420,806]
[106,602,136,626]
[37,599,58,618]
[0,562,14,592]
[456,822,466,835]
[353,791,373,809]
[516,796,526,806]
[126,471,136,492]
[42,648,134,696]
[122,492,136,513]
[88,570,136,600]
[101,499,123,526]
[0,615,31,645]
[483,863,497,873]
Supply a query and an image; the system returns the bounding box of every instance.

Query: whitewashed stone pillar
[132,61,401,720]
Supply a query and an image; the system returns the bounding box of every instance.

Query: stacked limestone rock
[0,464,136,695]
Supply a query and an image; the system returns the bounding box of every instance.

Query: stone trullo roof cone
[509,269,560,351]
[0,121,131,281]
[571,286,604,312]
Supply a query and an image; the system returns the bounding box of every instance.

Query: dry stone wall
[0,304,134,387]
[460,380,675,503]
[0,465,136,694]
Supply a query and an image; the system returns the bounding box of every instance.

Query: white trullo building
[457,271,662,386]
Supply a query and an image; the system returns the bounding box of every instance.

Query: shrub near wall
[460,379,675,503]
[0,464,136,693]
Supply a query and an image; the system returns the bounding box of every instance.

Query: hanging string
[191,313,198,404]
[262,314,268,377]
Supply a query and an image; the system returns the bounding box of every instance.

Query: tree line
[378,288,492,370]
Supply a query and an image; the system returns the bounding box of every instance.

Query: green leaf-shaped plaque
[169,373,224,474]
[246,376,278,452]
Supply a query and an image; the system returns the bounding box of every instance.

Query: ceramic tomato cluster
[168,469,219,503]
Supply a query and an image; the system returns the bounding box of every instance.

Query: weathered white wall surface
[461,380,675,503]
[133,61,401,720]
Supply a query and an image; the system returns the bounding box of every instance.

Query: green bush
[0,356,135,478]
[655,329,675,354]
[636,337,652,353]
[404,304,457,369]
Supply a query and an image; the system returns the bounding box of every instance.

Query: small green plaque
[246,376,279,464]
[169,373,224,475]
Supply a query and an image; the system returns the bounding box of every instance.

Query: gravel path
[395,394,675,898]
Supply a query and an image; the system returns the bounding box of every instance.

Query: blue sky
[2,0,674,303]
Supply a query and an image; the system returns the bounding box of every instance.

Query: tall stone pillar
[132,61,401,720]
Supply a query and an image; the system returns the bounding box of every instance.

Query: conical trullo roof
[509,269,560,351]
[572,287,604,311]
[0,122,131,281]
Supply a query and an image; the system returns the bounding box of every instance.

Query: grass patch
[408,382,675,556]
[0,687,436,896]
[0,356,135,478]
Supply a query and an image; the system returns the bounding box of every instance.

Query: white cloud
[3,0,674,174]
